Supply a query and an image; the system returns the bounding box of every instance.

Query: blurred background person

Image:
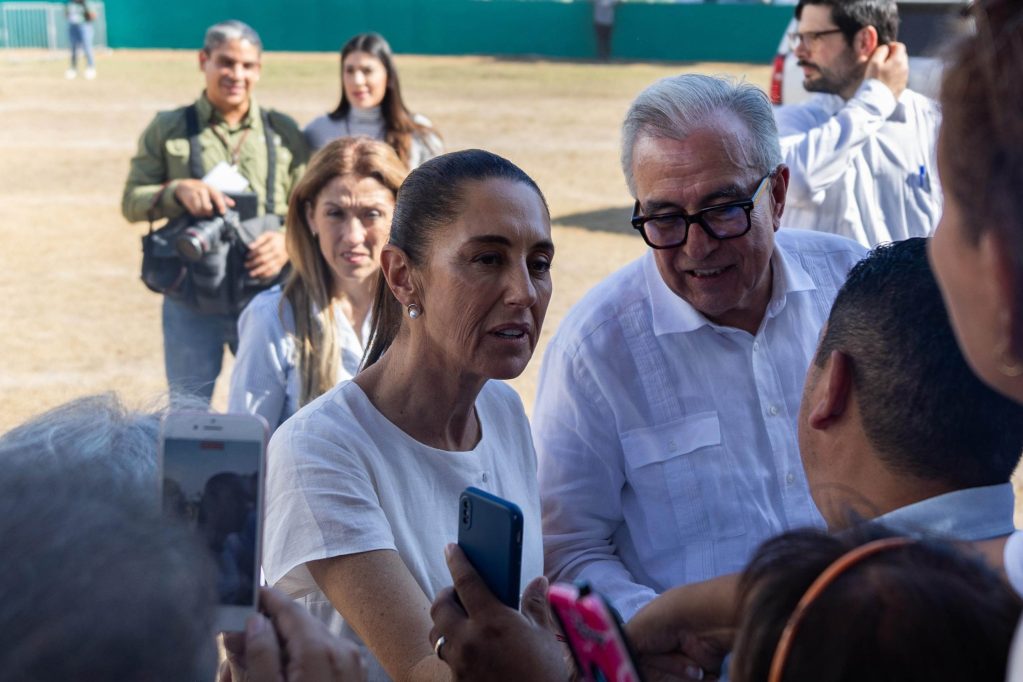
[776,0,941,246]
[304,33,443,169]
[229,138,408,431]
[593,0,617,61]
[729,527,1021,682]
[263,150,554,681]
[64,0,97,80]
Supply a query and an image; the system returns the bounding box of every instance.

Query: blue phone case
[457,487,524,609]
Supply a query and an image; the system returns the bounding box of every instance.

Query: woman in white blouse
[304,32,443,169]
[228,137,408,430]
[263,149,555,681]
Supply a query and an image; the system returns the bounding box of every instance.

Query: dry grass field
[0,48,771,429]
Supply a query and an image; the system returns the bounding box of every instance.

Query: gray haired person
[534,73,866,620]
[0,393,365,682]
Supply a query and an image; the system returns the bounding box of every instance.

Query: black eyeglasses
[787,28,844,50]
[631,172,775,250]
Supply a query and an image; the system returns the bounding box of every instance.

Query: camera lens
[176,233,206,262]
[176,215,226,262]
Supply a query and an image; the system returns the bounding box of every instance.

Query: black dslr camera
[174,193,258,262]
[175,209,242,262]
[141,191,285,315]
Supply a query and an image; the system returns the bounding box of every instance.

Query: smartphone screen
[160,413,266,631]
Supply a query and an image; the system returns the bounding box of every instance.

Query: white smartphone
[159,411,268,632]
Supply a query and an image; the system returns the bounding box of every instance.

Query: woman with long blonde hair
[229,137,408,430]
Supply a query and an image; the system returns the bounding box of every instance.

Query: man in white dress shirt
[775,0,942,246]
[533,74,866,620]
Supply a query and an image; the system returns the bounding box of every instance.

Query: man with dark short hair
[122,20,307,405]
[776,0,942,246]
[799,237,1022,537]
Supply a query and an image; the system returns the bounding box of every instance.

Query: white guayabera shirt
[534,228,866,621]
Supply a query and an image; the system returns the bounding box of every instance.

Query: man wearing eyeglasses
[532,74,865,621]
[775,0,942,247]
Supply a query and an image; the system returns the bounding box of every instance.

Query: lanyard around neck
[208,121,252,167]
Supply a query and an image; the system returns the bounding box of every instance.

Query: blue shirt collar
[874,483,1017,541]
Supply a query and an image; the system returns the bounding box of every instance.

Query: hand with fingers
[219,586,366,682]
[174,179,235,218]
[429,544,572,682]
[625,624,732,682]
[245,230,288,279]
[624,576,738,682]
[865,41,908,100]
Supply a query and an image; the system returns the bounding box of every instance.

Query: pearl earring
[408,303,421,319]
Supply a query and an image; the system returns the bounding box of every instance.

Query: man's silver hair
[621,74,782,196]
[203,19,262,54]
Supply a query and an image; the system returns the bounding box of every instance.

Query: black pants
[595,23,612,61]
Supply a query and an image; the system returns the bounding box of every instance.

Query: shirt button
[786,472,795,485]
[481,472,488,483]
[769,405,779,416]
[753,341,760,352]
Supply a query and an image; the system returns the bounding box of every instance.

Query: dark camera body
[140,191,284,316]
[175,209,242,262]
[175,191,259,262]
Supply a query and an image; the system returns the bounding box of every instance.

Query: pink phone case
[548,582,643,682]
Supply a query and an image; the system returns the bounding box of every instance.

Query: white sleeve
[533,340,658,620]
[776,79,897,202]
[228,296,289,430]
[262,411,397,596]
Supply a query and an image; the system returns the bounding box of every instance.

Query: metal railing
[0,2,107,50]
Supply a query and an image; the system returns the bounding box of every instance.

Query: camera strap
[184,104,278,216]
[184,105,204,181]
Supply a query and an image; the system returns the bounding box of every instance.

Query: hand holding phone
[457,487,524,609]
[548,582,644,682]
[160,411,267,632]
[429,544,570,682]
[219,587,365,682]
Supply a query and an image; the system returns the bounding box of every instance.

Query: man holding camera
[122,20,307,405]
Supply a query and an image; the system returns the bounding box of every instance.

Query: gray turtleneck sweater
[303,105,442,169]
